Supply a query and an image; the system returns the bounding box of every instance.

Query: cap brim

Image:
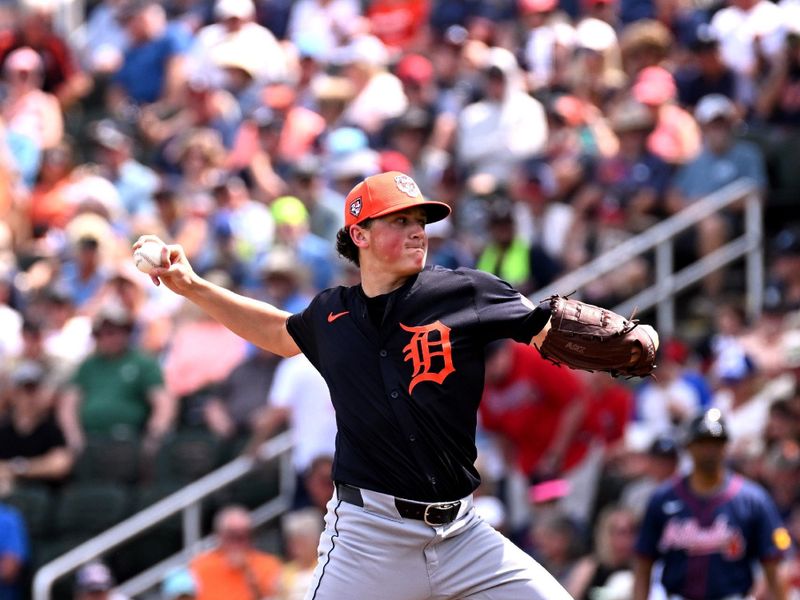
[367,200,451,225]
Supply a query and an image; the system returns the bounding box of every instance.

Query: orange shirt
[191,548,283,600]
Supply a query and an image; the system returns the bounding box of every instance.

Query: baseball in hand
[133,240,167,275]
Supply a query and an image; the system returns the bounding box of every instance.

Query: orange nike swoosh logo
[327,311,349,323]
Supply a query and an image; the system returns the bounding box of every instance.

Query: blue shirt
[674,141,767,201]
[0,504,29,600]
[113,23,192,104]
[636,473,788,600]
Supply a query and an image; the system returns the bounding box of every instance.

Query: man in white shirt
[191,0,287,83]
[249,353,337,508]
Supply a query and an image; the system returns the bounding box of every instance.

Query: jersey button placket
[379,349,388,357]
[408,434,416,442]
[390,391,399,399]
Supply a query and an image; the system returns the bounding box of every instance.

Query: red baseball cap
[396,54,434,85]
[344,171,451,227]
[519,0,557,13]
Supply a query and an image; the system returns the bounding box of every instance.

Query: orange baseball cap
[344,171,451,227]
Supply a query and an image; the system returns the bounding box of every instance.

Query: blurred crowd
[1,0,800,597]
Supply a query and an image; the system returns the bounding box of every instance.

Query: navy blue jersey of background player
[636,471,791,599]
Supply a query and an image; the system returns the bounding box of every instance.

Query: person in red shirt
[481,340,589,483]
[0,2,91,109]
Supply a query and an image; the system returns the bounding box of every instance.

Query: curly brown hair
[335,220,372,266]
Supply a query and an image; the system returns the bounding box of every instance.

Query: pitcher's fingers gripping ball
[535,294,659,377]
[133,238,168,274]
[132,236,170,286]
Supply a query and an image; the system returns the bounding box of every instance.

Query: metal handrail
[531,178,763,336]
[32,432,295,600]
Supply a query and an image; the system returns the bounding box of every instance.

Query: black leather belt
[336,483,462,526]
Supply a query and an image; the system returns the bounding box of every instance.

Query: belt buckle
[423,501,460,526]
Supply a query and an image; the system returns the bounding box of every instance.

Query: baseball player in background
[633,408,790,600]
[134,171,658,599]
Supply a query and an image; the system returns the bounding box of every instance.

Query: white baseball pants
[304,485,575,600]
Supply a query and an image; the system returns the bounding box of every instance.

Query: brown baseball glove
[535,294,659,378]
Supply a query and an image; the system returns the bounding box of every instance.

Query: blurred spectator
[0,47,63,151]
[575,99,671,235]
[150,187,209,262]
[89,119,159,220]
[366,0,429,53]
[760,440,800,519]
[203,346,281,440]
[481,341,588,487]
[0,1,92,108]
[339,35,408,134]
[475,200,533,292]
[202,175,274,282]
[74,561,129,600]
[278,508,324,600]
[164,127,225,199]
[56,235,109,309]
[712,350,796,464]
[630,66,701,165]
[528,511,584,585]
[633,339,708,445]
[190,0,287,84]
[285,156,341,243]
[709,0,785,107]
[456,47,547,183]
[758,20,800,125]
[37,283,94,370]
[675,29,737,109]
[767,227,800,311]
[566,18,624,105]
[619,20,672,78]
[256,246,313,313]
[58,304,175,453]
[618,436,679,518]
[0,361,73,490]
[162,297,248,429]
[190,505,283,600]
[739,298,800,376]
[301,454,334,513]
[160,567,197,600]
[0,502,27,600]
[78,0,130,77]
[271,195,338,291]
[286,0,361,58]
[519,0,576,92]
[27,142,78,232]
[667,94,766,300]
[108,0,192,110]
[566,504,638,600]
[425,217,474,269]
[143,76,242,158]
[248,353,336,509]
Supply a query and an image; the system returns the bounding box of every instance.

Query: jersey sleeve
[752,486,791,561]
[286,294,323,369]
[462,268,543,344]
[635,489,667,558]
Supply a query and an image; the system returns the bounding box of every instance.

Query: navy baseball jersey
[286,266,545,502]
[636,472,791,599]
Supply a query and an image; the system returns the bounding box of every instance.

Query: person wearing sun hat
[134,169,656,600]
